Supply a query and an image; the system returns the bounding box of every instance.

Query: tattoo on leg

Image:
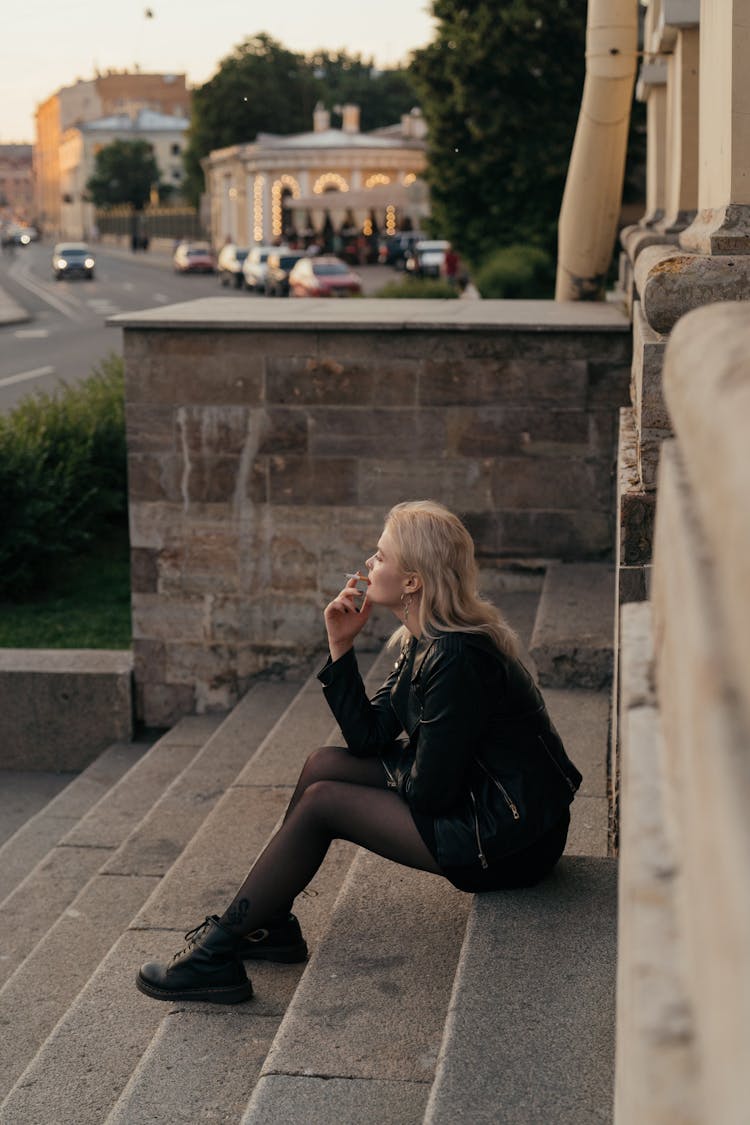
[224,898,250,928]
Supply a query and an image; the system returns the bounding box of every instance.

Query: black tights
[220,746,443,935]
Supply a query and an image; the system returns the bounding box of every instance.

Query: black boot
[136,916,253,1004]
[235,911,308,964]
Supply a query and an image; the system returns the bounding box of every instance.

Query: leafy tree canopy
[183,33,417,206]
[410,0,588,265]
[86,139,159,211]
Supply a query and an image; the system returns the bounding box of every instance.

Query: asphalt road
[0,243,395,412]
[0,242,227,411]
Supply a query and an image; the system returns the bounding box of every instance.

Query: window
[171,143,181,156]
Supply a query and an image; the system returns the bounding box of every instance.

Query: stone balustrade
[615,302,750,1125]
[112,297,630,726]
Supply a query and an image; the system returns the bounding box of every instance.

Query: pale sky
[1,0,436,143]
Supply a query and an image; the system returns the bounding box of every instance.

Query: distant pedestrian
[135,500,582,1005]
[443,243,461,287]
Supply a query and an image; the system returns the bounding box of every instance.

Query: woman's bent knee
[302,745,349,777]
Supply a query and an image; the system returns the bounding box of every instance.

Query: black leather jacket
[318,631,582,868]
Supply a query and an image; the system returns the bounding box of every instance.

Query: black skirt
[408,793,569,891]
[380,743,570,893]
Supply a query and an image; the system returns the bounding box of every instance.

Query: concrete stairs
[0,567,616,1124]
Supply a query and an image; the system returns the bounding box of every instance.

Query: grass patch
[0,526,131,649]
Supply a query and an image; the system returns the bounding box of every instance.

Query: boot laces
[171,917,211,962]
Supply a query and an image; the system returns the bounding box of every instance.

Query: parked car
[52,242,95,280]
[242,245,287,292]
[173,241,216,274]
[216,243,249,288]
[288,256,362,298]
[405,240,450,278]
[265,251,307,297]
[379,232,424,270]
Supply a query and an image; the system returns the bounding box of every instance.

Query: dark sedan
[52,243,96,280]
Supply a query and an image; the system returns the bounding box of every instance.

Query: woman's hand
[324,576,372,662]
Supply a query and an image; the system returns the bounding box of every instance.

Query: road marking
[0,365,55,387]
[14,328,50,338]
[8,258,85,321]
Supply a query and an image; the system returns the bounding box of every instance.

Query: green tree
[410,0,588,265]
[182,34,419,207]
[183,34,318,206]
[308,51,418,131]
[86,139,159,210]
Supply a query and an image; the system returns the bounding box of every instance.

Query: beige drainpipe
[555,0,639,300]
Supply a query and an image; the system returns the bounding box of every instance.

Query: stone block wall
[115,299,630,726]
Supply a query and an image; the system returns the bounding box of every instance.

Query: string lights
[253,175,265,243]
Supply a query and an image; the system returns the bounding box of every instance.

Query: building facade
[0,145,34,223]
[59,109,190,241]
[34,71,190,238]
[202,104,428,251]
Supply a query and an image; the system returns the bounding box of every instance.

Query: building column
[659,23,700,232]
[639,60,668,226]
[680,0,750,253]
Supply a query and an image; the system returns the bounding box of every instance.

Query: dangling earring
[400,591,412,623]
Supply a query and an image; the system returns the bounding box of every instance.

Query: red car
[288,256,362,297]
[173,241,216,274]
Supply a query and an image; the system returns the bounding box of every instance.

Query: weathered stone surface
[631,300,669,432]
[635,243,750,334]
[421,357,589,406]
[121,305,629,722]
[529,563,615,689]
[425,857,617,1125]
[652,442,750,1124]
[130,547,158,593]
[0,650,133,770]
[244,1077,427,1125]
[661,301,750,734]
[492,455,613,511]
[617,408,656,564]
[124,403,176,452]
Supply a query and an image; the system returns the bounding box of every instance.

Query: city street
[0,242,394,412]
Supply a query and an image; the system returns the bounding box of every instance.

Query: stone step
[425,856,618,1125]
[544,687,611,858]
[529,562,616,690]
[0,740,150,903]
[0,655,379,1124]
[241,849,471,1125]
[105,594,543,1123]
[0,768,78,846]
[0,717,224,989]
[103,651,389,1125]
[0,679,299,1113]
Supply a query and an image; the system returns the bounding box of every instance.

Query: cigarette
[345,571,370,583]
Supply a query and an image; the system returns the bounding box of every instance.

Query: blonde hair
[384,500,518,658]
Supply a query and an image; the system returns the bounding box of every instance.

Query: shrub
[375,277,459,299]
[0,354,127,597]
[473,244,555,299]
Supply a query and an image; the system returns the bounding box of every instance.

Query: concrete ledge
[0,649,133,770]
[530,563,615,689]
[110,296,630,333]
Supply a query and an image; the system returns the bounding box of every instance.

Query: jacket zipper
[537,735,577,794]
[469,789,489,869]
[476,758,521,821]
[381,760,398,790]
